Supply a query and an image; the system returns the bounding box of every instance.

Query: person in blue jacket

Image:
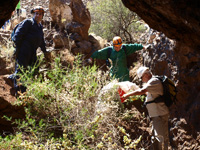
[87,36,145,82]
[10,6,50,96]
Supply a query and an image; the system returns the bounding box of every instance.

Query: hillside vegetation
[0,50,150,149]
[87,0,146,42]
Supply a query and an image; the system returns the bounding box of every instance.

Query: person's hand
[122,93,129,99]
[83,58,92,66]
[143,44,151,50]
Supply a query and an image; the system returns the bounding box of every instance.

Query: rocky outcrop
[132,29,200,149]
[49,0,91,54]
[0,0,19,28]
[67,0,91,41]
[0,58,25,134]
[49,0,73,30]
[121,0,200,49]
[121,0,200,148]
[0,91,25,134]
[48,0,109,69]
[122,0,200,118]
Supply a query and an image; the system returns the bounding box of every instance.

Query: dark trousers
[12,56,39,96]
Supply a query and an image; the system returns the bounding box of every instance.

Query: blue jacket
[13,18,46,66]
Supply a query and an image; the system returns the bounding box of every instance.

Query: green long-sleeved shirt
[91,44,143,81]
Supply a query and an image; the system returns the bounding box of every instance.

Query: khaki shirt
[143,76,169,117]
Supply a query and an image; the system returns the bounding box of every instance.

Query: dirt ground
[0,75,16,102]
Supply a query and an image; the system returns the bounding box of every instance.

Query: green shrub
[1,55,147,149]
[87,0,146,42]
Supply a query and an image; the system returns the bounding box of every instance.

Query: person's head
[31,6,44,23]
[137,66,152,83]
[112,36,122,51]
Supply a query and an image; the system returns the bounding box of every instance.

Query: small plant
[0,36,15,70]
[0,133,23,150]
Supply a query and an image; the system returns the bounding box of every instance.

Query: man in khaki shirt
[123,66,169,150]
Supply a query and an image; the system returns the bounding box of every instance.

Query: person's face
[33,11,43,23]
[141,73,149,83]
[113,45,122,52]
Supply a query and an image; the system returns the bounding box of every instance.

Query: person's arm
[122,88,147,99]
[84,47,111,65]
[124,44,144,55]
[91,47,111,60]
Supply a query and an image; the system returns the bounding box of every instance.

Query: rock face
[49,0,91,52]
[67,0,91,41]
[122,0,200,148]
[121,0,200,49]
[48,0,107,69]
[0,0,19,28]
[0,57,25,134]
[49,0,73,30]
[122,0,200,119]
[142,31,177,78]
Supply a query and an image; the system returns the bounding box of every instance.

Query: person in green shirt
[87,36,145,82]
[16,1,21,17]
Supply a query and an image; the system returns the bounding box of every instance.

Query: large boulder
[49,0,91,41]
[49,0,73,30]
[52,32,71,49]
